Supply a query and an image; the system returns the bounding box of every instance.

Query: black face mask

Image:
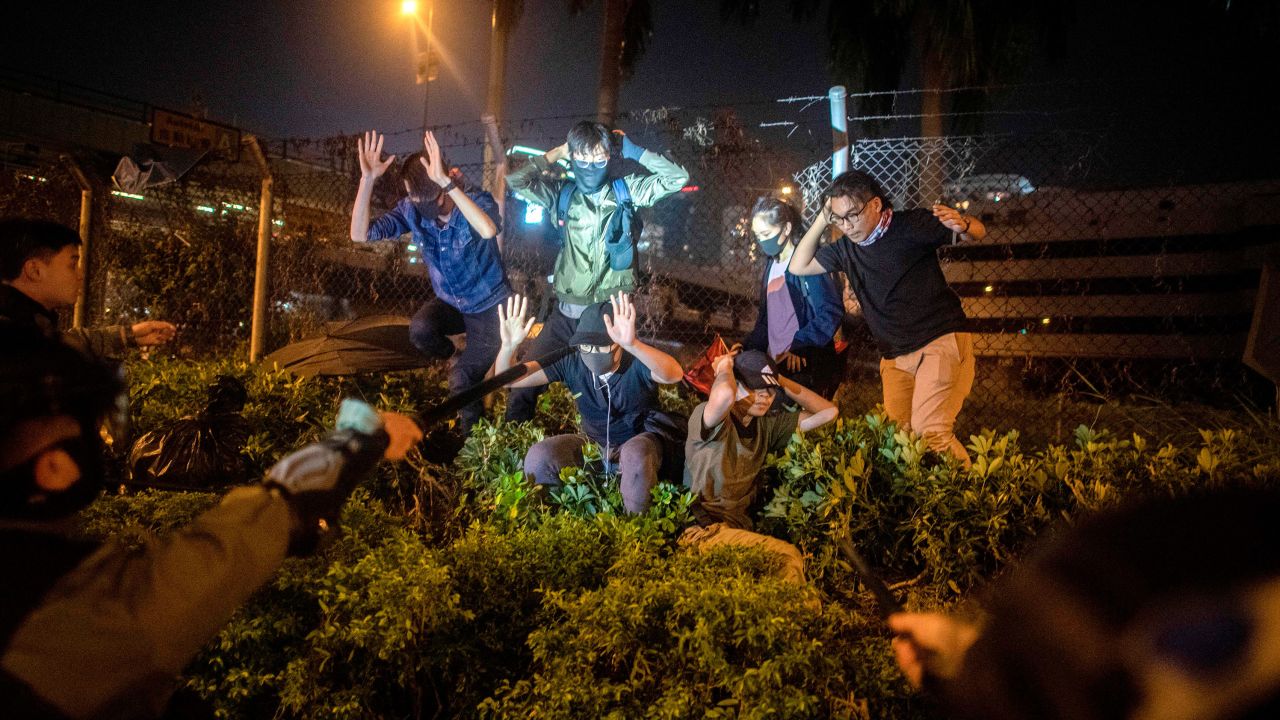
[573,162,610,194]
[758,232,784,258]
[0,434,104,520]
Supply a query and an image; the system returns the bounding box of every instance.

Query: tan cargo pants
[879,332,975,467]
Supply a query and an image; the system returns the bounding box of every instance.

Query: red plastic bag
[683,335,730,396]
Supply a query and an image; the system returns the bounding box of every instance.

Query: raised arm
[495,294,550,389]
[505,143,567,210]
[603,292,683,383]
[350,131,397,243]
[788,198,832,276]
[423,131,498,239]
[615,131,689,207]
[700,351,740,430]
[778,374,838,431]
[931,204,987,243]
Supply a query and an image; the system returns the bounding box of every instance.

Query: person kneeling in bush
[682,350,838,584]
[496,292,684,514]
[0,326,422,719]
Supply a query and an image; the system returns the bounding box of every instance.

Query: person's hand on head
[131,320,177,347]
[357,131,395,180]
[379,412,423,460]
[611,129,644,161]
[603,292,636,349]
[421,131,451,187]
[820,197,834,226]
[497,294,535,348]
[888,612,980,689]
[547,143,569,163]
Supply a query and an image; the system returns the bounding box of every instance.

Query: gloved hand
[613,129,645,161]
[264,400,421,554]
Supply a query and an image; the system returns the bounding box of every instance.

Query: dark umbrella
[264,315,428,377]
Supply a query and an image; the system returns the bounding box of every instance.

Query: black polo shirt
[815,208,969,358]
[543,352,657,447]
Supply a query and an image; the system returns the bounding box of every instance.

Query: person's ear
[32,447,80,492]
[870,197,883,214]
[21,257,44,283]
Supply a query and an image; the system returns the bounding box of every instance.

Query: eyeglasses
[829,203,868,225]
[572,158,609,170]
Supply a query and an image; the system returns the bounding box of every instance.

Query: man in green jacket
[504,121,688,422]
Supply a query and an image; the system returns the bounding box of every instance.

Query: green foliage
[75,358,1280,719]
[482,544,919,720]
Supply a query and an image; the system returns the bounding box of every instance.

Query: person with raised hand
[503,121,689,424]
[788,170,986,467]
[349,129,510,435]
[496,291,684,514]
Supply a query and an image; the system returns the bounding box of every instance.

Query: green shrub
[481,544,922,720]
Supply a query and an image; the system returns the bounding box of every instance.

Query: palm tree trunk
[484,0,510,191]
[596,0,627,125]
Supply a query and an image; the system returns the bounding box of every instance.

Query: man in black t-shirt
[789,170,987,466]
[495,292,684,513]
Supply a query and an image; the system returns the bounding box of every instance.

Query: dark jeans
[523,432,664,514]
[504,306,579,423]
[409,297,502,434]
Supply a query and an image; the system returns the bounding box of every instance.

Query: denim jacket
[741,260,843,353]
[367,191,510,314]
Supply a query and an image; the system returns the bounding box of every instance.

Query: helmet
[0,325,126,518]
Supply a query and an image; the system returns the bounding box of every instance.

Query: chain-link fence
[3,101,1277,444]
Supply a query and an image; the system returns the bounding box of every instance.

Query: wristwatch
[437,179,457,194]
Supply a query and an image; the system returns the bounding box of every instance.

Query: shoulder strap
[556,182,577,228]
[611,177,632,207]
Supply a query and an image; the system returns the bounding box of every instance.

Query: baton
[414,344,575,428]
[835,533,903,620]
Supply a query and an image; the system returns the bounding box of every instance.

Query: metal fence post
[829,86,849,177]
[245,135,274,362]
[62,155,94,329]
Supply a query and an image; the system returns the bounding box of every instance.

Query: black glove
[264,427,389,555]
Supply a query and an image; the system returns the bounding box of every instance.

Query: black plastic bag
[128,376,249,488]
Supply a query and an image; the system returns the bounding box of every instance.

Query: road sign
[151,108,241,161]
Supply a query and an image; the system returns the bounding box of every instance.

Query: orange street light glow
[401,0,418,16]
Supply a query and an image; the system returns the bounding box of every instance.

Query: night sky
[3,1,1276,174]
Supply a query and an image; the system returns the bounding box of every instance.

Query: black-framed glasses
[829,203,868,225]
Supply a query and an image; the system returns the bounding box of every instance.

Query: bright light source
[400,0,418,16]
[525,204,544,224]
[680,185,700,193]
[406,244,419,251]
[507,145,546,157]
[780,186,792,195]
[196,205,216,213]
[110,190,145,201]
[983,285,993,293]
[1041,317,1051,325]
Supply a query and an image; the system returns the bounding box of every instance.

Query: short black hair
[0,218,81,282]
[750,196,802,232]
[398,151,448,204]
[826,169,893,211]
[566,121,612,158]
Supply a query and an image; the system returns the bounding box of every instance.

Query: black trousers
[409,298,502,434]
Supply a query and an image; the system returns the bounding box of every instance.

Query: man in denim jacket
[350,130,510,434]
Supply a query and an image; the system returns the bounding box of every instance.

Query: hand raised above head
[603,292,636,349]
[358,131,395,179]
[497,294,535,348]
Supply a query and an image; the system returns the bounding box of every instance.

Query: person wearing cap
[680,350,838,583]
[495,291,684,514]
[1,218,177,358]
[0,326,422,718]
[788,170,986,467]
[503,121,689,425]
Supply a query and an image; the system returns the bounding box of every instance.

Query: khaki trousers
[679,523,806,584]
[879,332,975,467]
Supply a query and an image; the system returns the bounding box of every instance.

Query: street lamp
[402,0,436,128]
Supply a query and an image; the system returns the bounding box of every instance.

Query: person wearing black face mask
[494,292,685,514]
[739,196,845,400]
[0,326,422,719]
[503,120,689,425]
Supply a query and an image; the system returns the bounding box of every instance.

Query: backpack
[555,177,642,272]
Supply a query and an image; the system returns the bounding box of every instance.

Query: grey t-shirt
[683,402,798,530]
